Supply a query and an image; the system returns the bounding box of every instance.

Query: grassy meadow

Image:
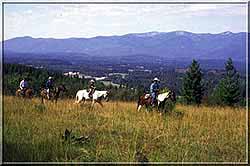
[3,96,247,163]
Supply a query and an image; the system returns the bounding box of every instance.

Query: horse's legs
[41,97,44,104]
[137,104,142,112]
[137,98,145,112]
[90,100,95,109]
[157,101,161,112]
[74,95,80,104]
[54,96,58,104]
[146,104,151,112]
[137,100,141,111]
[27,92,31,99]
[74,98,80,104]
[96,100,103,107]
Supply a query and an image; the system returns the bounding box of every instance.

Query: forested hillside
[3,62,246,105]
[3,63,141,101]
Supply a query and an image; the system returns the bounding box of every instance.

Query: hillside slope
[4,96,246,162]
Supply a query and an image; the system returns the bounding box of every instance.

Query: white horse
[75,90,109,107]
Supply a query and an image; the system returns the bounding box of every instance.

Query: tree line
[181,58,246,106]
[3,58,246,106]
[3,63,140,101]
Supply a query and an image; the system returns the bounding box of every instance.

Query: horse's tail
[26,88,33,98]
[16,89,20,97]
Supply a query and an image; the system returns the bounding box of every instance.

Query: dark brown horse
[137,90,176,112]
[16,88,34,99]
[40,85,67,104]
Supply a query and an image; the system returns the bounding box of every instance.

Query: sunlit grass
[3,96,246,162]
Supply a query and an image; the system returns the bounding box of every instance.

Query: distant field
[3,96,247,163]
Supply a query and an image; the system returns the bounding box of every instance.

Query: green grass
[3,96,247,162]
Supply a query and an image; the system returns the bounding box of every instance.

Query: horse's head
[170,90,176,103]
[59,85,67,92]
[103,91,109,102]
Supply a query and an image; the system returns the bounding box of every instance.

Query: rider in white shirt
[19,77,29,94]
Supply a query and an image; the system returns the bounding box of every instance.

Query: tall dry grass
[3,96,246,162]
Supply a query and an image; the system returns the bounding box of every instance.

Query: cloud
[3,3,247,40]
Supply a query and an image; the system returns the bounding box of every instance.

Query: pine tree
[213,58,240,106]
[182,59,204,105]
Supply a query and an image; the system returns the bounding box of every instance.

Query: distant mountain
[3,31,246,62]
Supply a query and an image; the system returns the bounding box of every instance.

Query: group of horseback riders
[19,75,161,105]
[19,76,54,99]
[19,76,98,99]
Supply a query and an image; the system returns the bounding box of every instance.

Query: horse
[75,89,109,108]
[40,85,67,104]
[16,88,34,99]
[157,90,176,112]
[137,90,176,112]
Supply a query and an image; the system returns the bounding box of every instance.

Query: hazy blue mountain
[3,31,246,62]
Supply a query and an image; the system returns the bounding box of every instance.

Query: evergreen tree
[182,59,204,105]
[213,58,240,106]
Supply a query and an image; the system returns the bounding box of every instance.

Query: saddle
[144,94,151,99]
[20,88,27,95]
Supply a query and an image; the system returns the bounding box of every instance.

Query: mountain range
[3,31,246,62]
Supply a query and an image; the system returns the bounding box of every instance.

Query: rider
[46,76,54,100]
[150,77,160,107]
[88,79,96,99]
[19,77,29,95]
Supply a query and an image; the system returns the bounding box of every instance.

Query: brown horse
[16,88,33,99]
[40,85,67,104]
[137,90,176,112]
[137,93,153,111]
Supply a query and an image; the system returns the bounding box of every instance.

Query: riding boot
[21,89,26,96]
[152,99,155,107]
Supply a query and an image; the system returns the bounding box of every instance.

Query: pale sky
[2,0,248,40]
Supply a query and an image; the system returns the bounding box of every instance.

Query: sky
[2,0,248,40]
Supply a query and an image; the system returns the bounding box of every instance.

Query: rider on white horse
[75,89,109,107]
[88,79,96,99]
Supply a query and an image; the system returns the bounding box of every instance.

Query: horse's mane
[159,87,171,94]
[159,91,171,96]
[96,90,107,93]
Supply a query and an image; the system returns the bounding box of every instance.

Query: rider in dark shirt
[88,79,96,99]
[46,76,54,99]
[150,77,160,106]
